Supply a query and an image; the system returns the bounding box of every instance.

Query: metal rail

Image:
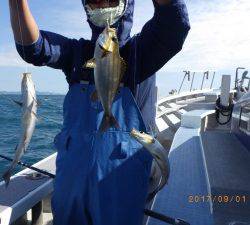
[178,71,216,94]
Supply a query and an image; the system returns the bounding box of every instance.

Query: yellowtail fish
[2,73,38,187]
[130,128,170,201]
[84,23,126,132]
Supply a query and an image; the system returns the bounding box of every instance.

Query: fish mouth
[130,128,155,144]
[22,73,32,87]
[98,32,107,47]
[98,27,117,52]
[130,128,139,137]
[22,73,32,81]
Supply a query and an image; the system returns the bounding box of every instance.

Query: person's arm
[9,0,39,45]
[9,0,74,70]
[136,0,190,82]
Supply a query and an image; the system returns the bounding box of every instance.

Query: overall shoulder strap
[69,40,95,85]
[120,36,139,96]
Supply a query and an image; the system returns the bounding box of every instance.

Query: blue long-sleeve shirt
[16,0,190,132]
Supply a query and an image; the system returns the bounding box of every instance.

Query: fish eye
[112,37,117,42]
[140,131,143,134]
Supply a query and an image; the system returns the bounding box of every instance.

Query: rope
[215,97,234,125]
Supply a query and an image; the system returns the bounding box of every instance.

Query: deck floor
[201,130,250,225]
[147,128,213,225]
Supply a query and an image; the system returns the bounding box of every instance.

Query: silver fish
[2,73,37,186]
[84,23,126,132]
[148,160,162,196]
[130,128,170,201]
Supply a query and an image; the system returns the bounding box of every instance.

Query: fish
[84,23,126,132]
[130,128,170,202]
[2,73,38,187]
[148,160,162,196]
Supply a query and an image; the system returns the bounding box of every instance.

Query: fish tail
[2,169,12,187]
[147,190,158,202]
[99,113,120,132]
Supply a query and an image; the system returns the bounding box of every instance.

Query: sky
[0,0,250,96]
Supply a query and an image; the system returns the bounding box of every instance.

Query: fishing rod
[144,209,190,225]
[0,155,189,224]
[0,154,55,179]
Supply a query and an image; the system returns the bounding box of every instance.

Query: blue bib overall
[53,82,152,225]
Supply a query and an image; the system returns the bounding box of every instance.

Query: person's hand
[154,0,171,5]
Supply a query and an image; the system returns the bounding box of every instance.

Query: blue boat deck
[201,130,250,225]
[147,127,213,225]
[148,127,250,225]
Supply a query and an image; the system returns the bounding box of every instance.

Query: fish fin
[37,100,41,106]
[12,100,23,107]
[101,50,110,58]
[90,90,99,102]
[28,100,38,120]
[32,111,38,120]
[147,190,158,202]
[99,114,120,132]
[2,169,11,187]
[22,135,29,153]
[120,57,127,76]
[34,97,41,106]
[84,58,96,69]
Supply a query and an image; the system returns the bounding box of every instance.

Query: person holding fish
[8,0,190,224]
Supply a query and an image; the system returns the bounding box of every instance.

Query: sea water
[0,94,64,181]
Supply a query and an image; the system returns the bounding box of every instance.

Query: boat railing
[178,70,216,94]
[239,103,250,133]
[157,89,214,107]
[235,67,249,93]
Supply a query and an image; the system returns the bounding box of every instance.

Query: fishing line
[15,0,28,73]
[108,0,111,24]
[36,113,63,126]
[11,2,62,126]
[37,98,63,112]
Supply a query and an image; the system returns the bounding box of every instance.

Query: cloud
[0,44,31,68]
[161,0,250,72]
[131,1,154,34]
[26,1,88,39]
